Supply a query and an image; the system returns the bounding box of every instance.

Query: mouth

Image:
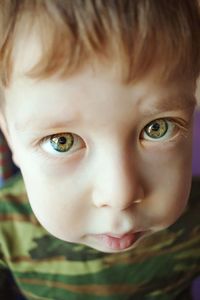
[93,231,147,251]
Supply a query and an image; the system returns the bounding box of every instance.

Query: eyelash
[40,133,85,157]
[39,118,187,157]
[140,118,181,142]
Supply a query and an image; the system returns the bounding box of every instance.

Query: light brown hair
[0,0,200,87]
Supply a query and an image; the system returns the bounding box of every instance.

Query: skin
[0,35,196,253]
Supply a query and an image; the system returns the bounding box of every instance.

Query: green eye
[144,119,168,139]
[50,133,74,152]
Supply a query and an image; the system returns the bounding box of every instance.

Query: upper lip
[100,230,148,238]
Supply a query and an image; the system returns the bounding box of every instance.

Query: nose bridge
[92,146,143,210]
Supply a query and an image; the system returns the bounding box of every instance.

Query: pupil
[58,136,67,144]
[151,122,160,131]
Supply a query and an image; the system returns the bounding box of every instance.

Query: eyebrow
[14,117,79,133]
[14,93,196,133]
[141,94,196,115]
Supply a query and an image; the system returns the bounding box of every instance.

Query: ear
[0,110,20,167]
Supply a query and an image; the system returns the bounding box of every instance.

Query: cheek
[22,173,89,242]
[141,143,192,227]
[142,132,193,189]
[160,180,190,221]
[147,168,191,229]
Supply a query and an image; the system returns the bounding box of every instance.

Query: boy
[0,0,200,299]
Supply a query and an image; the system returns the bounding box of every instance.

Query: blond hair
[0,0,200,87]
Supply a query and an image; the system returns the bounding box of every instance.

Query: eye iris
[145,119,168,139]
[50,133,74,152]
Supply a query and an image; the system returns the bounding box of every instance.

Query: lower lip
[96,232,141,251]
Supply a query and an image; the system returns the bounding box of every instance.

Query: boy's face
[0,55,195,253]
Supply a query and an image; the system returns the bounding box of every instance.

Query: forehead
[5,21,195,122]
[7,31,194,91]
[6,61,196,120]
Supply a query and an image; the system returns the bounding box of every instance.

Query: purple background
[191,110,200,300]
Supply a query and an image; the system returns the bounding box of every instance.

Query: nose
[92,150,144,211]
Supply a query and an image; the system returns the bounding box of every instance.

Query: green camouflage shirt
[0,174,200,300]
